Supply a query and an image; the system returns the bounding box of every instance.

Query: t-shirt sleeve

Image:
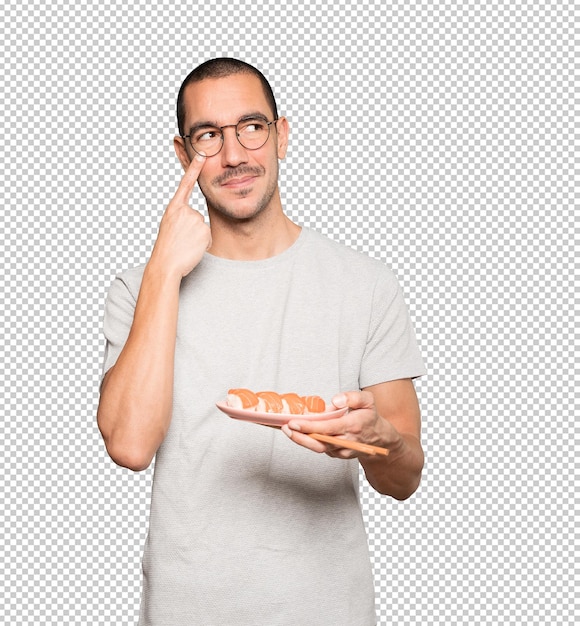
[100,275,138,382]
[359,265,426,388]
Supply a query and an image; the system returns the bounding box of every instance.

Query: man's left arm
[357,379,424,499]
[282,379,424,500]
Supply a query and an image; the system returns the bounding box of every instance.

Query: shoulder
[107,264,146,302]
[300,228,397,285]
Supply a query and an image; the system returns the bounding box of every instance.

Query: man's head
[174,58,288,224]
[177,58,278,137]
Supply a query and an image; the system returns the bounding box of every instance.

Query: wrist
[145,254,184,286]
[365,427,408,466]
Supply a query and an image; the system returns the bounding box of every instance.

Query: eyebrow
[187,111,270,134]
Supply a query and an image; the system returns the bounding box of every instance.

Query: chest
[174,265,370,400]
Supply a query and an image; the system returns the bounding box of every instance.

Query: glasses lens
[236,119,271,150]
[191,128,223,157]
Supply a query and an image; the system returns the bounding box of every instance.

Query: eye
[240,120,266,134]
[194,128,220,143]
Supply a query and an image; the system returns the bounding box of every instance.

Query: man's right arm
[97,265,182,470]
[97,152,209,471]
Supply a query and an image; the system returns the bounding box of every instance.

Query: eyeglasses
[182,117,278,157]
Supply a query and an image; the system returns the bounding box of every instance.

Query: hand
[149,152,212,278]
[281,390,401,459]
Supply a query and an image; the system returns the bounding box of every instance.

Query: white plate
[216,402,348,427]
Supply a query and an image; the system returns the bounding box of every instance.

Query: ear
[174,136,192,171]
[275,117,289,160]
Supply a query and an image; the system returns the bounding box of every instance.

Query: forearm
[97,261,181,470]
[359,432,424,500]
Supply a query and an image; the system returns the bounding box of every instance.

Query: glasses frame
[182,118,279,157]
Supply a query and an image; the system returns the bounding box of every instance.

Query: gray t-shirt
[102,227,426,626]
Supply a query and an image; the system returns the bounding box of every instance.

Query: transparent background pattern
[1,1,576,624]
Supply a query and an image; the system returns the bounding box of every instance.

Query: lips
[221,176,256,188]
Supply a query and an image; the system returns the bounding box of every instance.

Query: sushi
[226,389,327,414]
[280,393,305,414]
[226,388,259,410]
[256,391,284,413]
[301,395,326,413]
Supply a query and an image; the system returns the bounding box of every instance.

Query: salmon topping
[226,389,327,414]
[301,395,326,413]
[227,388,259,409]
[281,393,306,414]
[256,391,284,413]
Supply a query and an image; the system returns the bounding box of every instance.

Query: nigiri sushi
[226,388,259,410]
[301,395,326,413]
[256,391,284,413]
[226,389,328,415]
[280,393,305,414]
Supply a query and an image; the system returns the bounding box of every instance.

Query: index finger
[286,414,348,435]
[173,152,206,204]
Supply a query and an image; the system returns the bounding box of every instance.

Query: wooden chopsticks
[306,432,389,456]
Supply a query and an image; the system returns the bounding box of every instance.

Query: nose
[219,126,249,168]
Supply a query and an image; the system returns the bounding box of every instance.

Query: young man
[98,58,426,625]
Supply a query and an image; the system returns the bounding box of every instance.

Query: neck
[207,201,301,261]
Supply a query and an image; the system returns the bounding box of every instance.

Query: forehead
[182,74,272,128]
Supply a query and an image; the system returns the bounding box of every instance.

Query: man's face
[176,74,288,222]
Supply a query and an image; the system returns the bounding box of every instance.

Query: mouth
[213,166,265,189]
[221,175,257,189]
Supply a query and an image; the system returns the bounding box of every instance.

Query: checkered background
[1,0,576,624]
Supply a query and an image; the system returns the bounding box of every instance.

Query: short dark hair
[176,58,279,136]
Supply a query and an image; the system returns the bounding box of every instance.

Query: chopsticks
[263,424,389,456]
[307,432,389,456]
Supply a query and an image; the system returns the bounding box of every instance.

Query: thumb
[332,390,374,410]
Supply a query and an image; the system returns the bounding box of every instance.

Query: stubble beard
[200,162,280,223]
